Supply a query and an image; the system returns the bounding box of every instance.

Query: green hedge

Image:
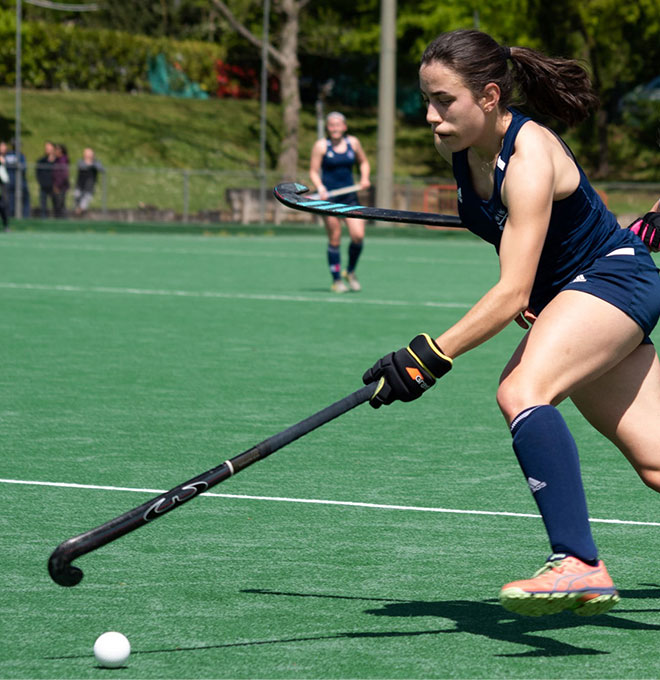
[0,10,225,94]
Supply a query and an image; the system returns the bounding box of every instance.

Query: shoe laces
[532,558,565,578]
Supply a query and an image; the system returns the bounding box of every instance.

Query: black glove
[628,212,660,251]
[362,333,453,409]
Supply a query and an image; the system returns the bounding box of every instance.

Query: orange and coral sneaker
[499,554,620,617]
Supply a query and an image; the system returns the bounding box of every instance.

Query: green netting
[147,53,209,99]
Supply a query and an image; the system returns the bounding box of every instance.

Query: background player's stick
[48,383,376,587]
[307,183,362,200]
[274,182,465,228]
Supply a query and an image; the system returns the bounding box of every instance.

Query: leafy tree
[65,0,226,42]
[211,0,308,180]
[526,0,660,176]
[391,0,660,176]
[16,0,660,178]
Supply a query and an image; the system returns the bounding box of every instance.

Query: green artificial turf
[2,227,660,678]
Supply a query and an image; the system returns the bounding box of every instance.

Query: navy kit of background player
[310,112,371,293]
[5,141,30,218]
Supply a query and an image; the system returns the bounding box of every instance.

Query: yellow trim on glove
[370,376,387,402]
[407,333,453,379]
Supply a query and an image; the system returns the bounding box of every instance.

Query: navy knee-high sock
[327,245,341,280]
[347,241,363,273]
[510,405,598,563]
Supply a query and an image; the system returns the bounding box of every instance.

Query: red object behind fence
[215,59,279,99]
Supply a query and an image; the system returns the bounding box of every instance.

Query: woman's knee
[496,380,523,423]
[496,375,548,424]
[346,220,365,242]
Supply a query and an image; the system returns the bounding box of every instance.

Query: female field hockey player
[310,111,371,293]
[361,28,660,618]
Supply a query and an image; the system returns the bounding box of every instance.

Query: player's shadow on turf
[243,587,660,658]
[619,583,660,598]
[50,585,660,662]
[611,583,660,614]
[365,598,660,658]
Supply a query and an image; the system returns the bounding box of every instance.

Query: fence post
[101,170,108,216]
[15,158,23,219]
[183,170,189,223]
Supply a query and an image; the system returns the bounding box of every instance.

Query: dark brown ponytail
[420,29,599,126]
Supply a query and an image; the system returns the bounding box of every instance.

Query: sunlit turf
[2,226,660,679]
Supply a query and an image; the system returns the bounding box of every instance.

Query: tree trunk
[595,107,610,178]
[276,0,301,180]
[211,0,304,181]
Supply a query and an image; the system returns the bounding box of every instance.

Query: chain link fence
[6,163,660,226]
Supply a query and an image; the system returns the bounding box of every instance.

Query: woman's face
[326,116,347,140]
[419,60,489,153]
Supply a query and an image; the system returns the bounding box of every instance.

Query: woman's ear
[480,82,501,113]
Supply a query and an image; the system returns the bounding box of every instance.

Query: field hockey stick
[307,183,362,200]
[48,383,376,587]
[273,182,465,229]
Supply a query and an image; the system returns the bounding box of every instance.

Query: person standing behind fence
[73,148,105,217]
[52,143,70,218]
[0,142,10,231]
[0,142,9,231]
[36,141,57,218]
[310,112,371,293]
[6,141,30,218]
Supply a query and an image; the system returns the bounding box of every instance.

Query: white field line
[0,281,472,308]
[1,229,484,250]
[2,477,659,527]
[0,239,486,266]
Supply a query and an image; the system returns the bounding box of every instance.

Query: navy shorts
[326,186,360,205]
[562,243,660,342]
[329,191,359,207]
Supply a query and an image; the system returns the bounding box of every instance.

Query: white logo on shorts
[571,274,587,283]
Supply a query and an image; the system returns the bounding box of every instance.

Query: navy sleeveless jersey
[452,108,640,313]
[321,137,356,191]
